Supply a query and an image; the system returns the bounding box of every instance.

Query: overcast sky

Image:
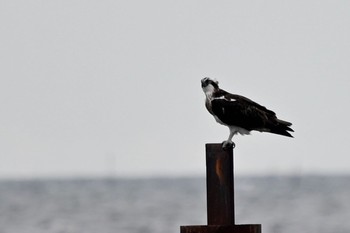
[1,0,349,178]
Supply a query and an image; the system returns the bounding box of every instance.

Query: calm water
[0,176,349,233]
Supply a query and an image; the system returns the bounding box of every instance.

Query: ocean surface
[0,176,349,233]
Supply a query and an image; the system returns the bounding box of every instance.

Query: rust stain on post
[215,156,225,185]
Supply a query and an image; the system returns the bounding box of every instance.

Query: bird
[201,77,293,149]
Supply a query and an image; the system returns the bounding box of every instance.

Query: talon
[222,141,235,150]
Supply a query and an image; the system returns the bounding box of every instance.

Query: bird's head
[201,77,219,95]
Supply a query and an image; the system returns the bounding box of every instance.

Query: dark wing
[212,90,293,137]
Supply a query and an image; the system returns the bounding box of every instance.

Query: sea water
[0,176,349,233]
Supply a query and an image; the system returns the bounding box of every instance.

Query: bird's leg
[222,130,236,150]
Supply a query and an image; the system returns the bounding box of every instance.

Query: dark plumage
[201,77,293,149]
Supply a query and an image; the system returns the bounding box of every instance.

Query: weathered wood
[206,143,234,225]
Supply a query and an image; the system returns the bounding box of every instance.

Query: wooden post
[180,143,261,233]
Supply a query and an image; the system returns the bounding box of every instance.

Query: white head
[201,77,219,96]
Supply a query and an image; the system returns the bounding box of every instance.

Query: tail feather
[270,128,294,137]
[269,119,294,137]
[277,119,293,127]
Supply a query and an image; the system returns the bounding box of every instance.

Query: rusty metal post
[206,143,234,225]
[180,143,262,233]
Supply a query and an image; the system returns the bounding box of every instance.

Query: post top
[205,143,234,152]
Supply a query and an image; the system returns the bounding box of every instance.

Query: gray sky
[1,0,349,178]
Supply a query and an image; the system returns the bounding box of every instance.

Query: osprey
[201,77,293,149]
